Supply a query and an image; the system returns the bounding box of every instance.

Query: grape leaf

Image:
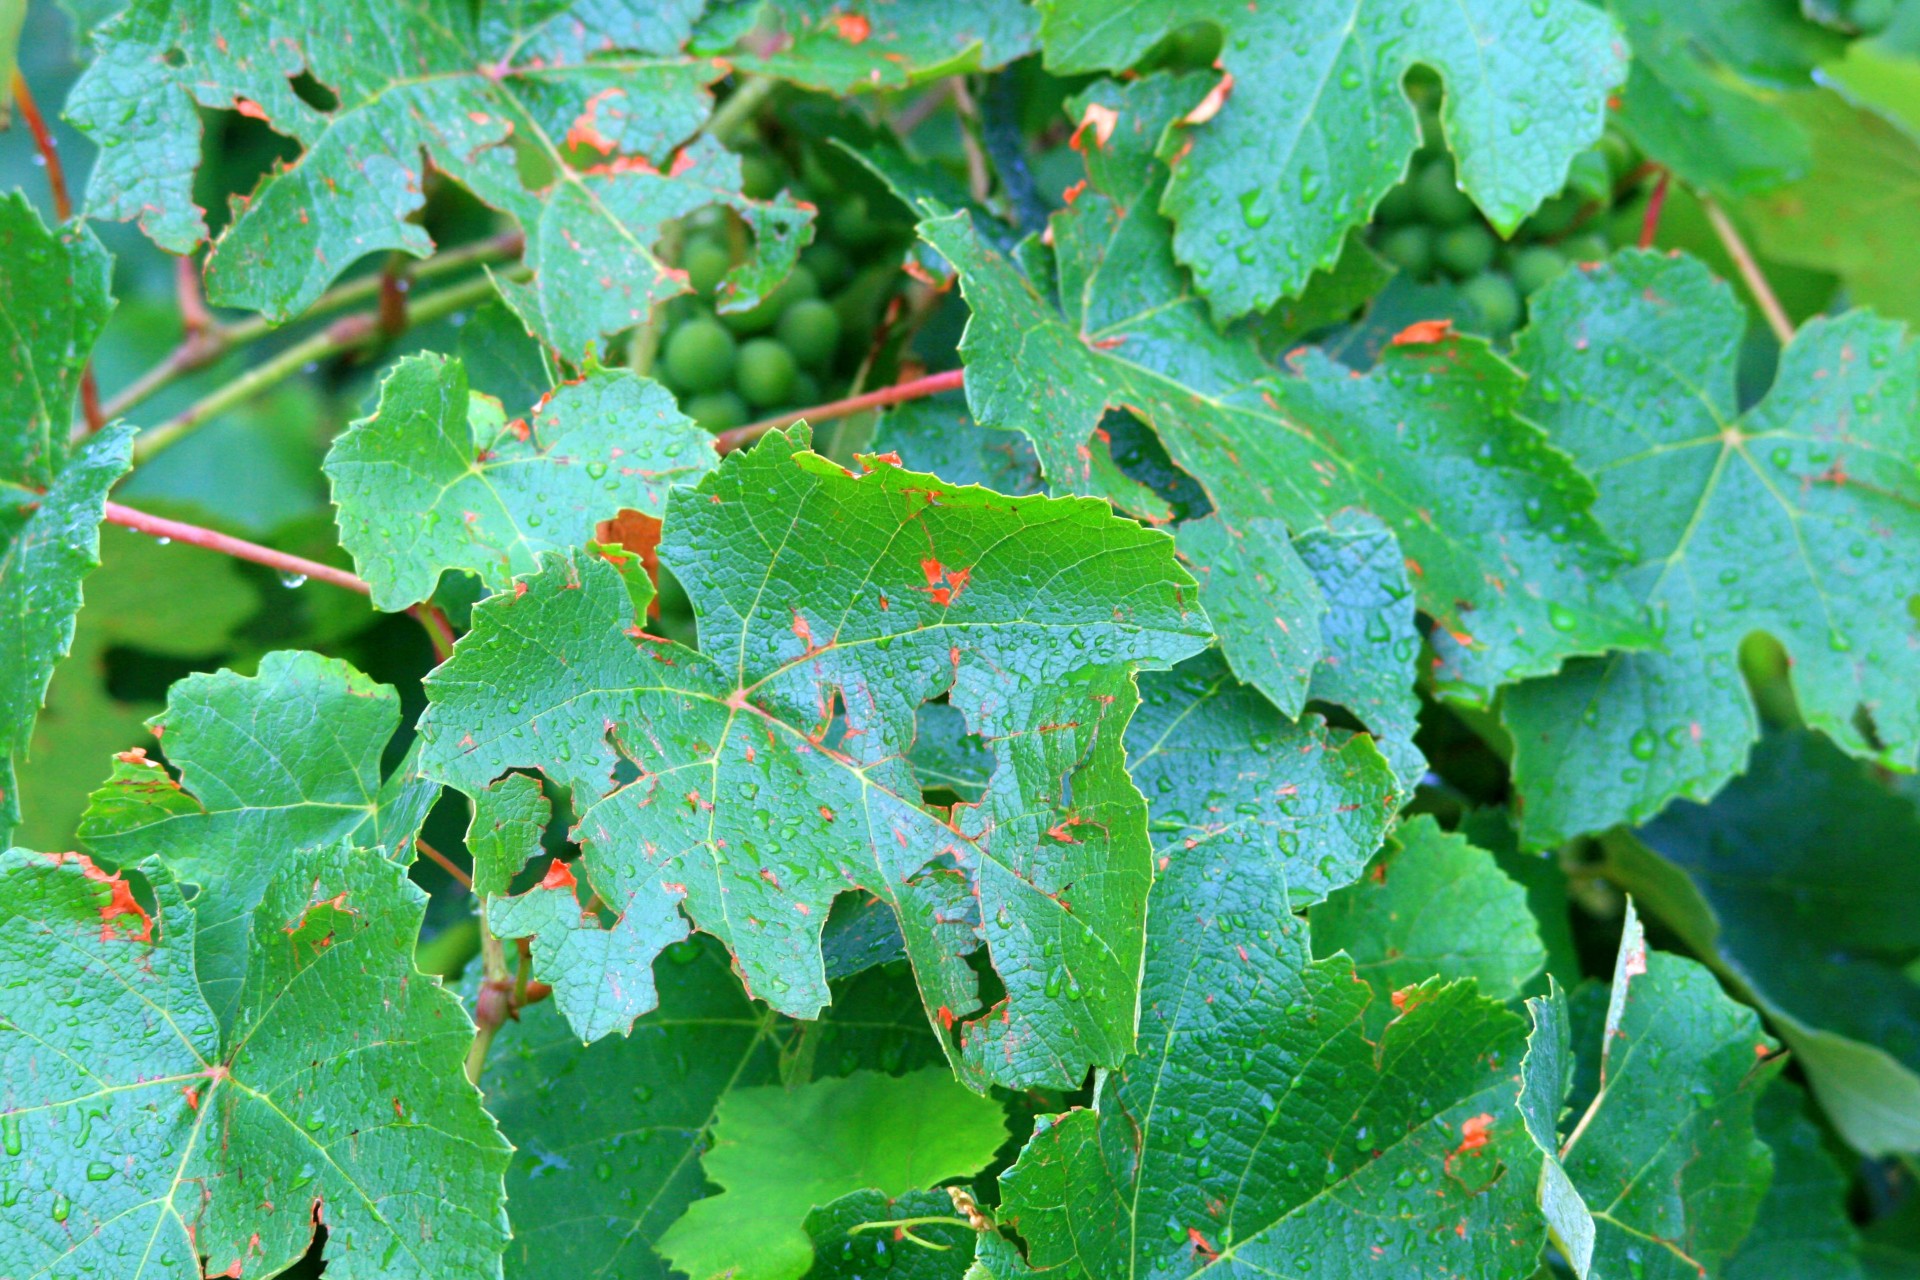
[1608,0,1843,199]
[734,0,1038,92]
[872,392,1044,498]
[1310,814,1546,1015]
[1727,1080,1866,1280]
[421,426,1211,1087]
[15,523,253,850]
[1126,650,1399,910]
[1559,903,1780,1280]
[997,814,1548,1277]
[69,1,813,353]
[1502,251,1920,844]
[0,192,111,489]
[1172,514,1325,720]
[1519,985,1596,1278]
[1035,0,1625,319]
[658,1067,1006,1280]
[804,1190,976,1280]
[0,843,509,1280]
[2,429,133,840]
[1741,87,1920,327]
[923,74,1650,703]
[482,936,945,1280]
[1609,729,1920,1156]
[78,650,436,1028]
[328,356,717,611]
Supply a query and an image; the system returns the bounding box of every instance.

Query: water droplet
[278,571,308,589]
[1628,728,1657,761]
[86,1161,113,1182]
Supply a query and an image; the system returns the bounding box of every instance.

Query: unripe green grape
[1374,182,1418,226]
[1598,132,1639,183]
[1525,193,1582,239]
[790,370,822,407]
[776,297,843,368]
[1378,225,1434,277]
[1509,245,1568,295]
[662,318,737,394]
[801,240,851,292]
[722,264,819,335]
[1434,223,1496,278]
[682,237,732,298]
[740,153,785,201]
[685,390,748,431]
[1461,272,1522,333]
[1412,157,1475,227]
[735,338,798,407]
[1562,232,1609,264]
[828,193,877,246]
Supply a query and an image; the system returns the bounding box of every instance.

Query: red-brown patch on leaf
[1071,102,1119,151]
[539,860,577,891]
[1391,319,1455,347]
[46,851,153,943]
[829,12,872,43]
[1062,179,1087,205]
[565,87,627,156]
[1182,74,1234,126]
[595,509,665,616]
[1186,1227,1218,1260]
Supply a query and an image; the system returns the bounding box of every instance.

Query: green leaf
[78,650,435,1028]
[465,771,550,902]
[422,426,1211,1087]
[2,427,133,842]
[804,1189,976,1280]
[1310,814,1547,1016]
[1503,251,1920,844]
[1610,729,1920,1155]
[0,843,509,1280]
[1727,1080,1866,1280]
[1035,1,1625,318]
[1173,514,1325,720]
[998,815,1548,1277]
[1609,0,1842,198]
[69,1,812,354]
[481,936,948,1280]
[659,1066,1006,1280]
[1520,985,1595,1278]
[14,523,254,850]
[1127,650,1400,911]
[872,392,1043,498]
[327,356,717,611]
[1740,87,1920,328]
[0,192,112,489]
[1559,903,1780,1280]
[923,75,1649,703]
[734,0,1038,92]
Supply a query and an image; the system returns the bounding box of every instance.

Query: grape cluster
[656,147,908,432]
[1368,99,1642,335]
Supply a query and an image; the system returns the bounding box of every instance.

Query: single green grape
[685,389,748,431]
[828,193,877,247]
[1378,225,1434,277]
[1562,232,1609,265]
[790,370,822,407]
[801,240,851,292]
[1434,223,1496,278]
[662,318,737,394]
[1598,132,1639,184]
[741,153,785,202]
[682,237,732,298]
[1461,272,1522,333]
[1509,245,1568,295]
[735,338,798,407]
[1412,157,1475,227]
[1374,182,1418,226]
[1525,193,1582,239]
[722,264,819,335]
[776,297,843,368]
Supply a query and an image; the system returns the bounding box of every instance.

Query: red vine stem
[1637,169,1670,250]
[13,69,104,433]
[103,501,371,595]
[716,368,967,454]
[416,838,472,891]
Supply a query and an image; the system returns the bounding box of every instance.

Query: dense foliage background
[2,1,1919,1278]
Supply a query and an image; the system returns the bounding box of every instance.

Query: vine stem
[130,269,510,464]
[716,368,966,454]
[1637,169,1670,249]
[100,231,525,426]
[415,838,473,890]
[13,69,103,432]
[1701,196,1794,346]
[103,502,371,594]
